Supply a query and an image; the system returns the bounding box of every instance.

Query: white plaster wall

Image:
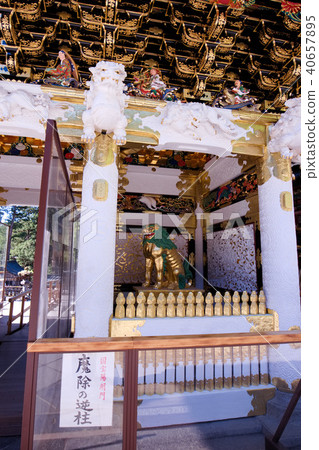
[206,200,249,225]
[118,212,193,234]
[125,165,181,195]
[0,155,43,189]
[0,187,40,206]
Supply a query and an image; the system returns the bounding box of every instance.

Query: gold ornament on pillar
[272,152,292,181]
[280,191,293,211]
[91,133,117,166]
[256,149,292,186]
[92,179,108,201]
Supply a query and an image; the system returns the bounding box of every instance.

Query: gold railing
[7,288,32,334]
[114,290,266,319]
[112,343,270,397]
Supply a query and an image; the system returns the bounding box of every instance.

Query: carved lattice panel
[207,224,257,292]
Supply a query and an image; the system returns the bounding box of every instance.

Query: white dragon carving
[81,61,128,144]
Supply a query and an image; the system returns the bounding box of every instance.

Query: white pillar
[195,205,204,289]
[75,136,118,337]
[258,153,300,390]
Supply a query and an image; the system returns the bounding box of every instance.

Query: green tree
[1,206,38,270]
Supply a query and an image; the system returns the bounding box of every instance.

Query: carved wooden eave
[192,73,209,97]
[20,33,47,57]
[15,1,42,21]
[268,39,293,64]
[175,56,197,79]
[199,42,216,73]
[181,23,204,48]
[280,57,301,87]
[78,5,104,33]
[0,8,17,45]
[257,70,278,91]
[189,0,212,13]
[0,0,301,108]
[168,2,183,30]
[0,79,282,202]
[247,53,261,76]
[257,20,273,47]
[207,63,228,81]
[207,7,226,41]
[162,38,176,62]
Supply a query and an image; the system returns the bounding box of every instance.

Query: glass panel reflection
[0,222,9,304]
[36,143,78,340]
[33,351,124,449]
[136,343,300,449]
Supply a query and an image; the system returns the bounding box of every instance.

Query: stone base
[137,385,276,428]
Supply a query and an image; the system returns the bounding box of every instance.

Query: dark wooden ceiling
[0,0,301,109]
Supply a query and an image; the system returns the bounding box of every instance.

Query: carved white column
[75,137,119,337]
[257,150,300,391]
[195,205,204,289]
[75,61,127,337]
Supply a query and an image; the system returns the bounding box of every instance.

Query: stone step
[266,391,301,420]
[259,416,301,450]
[137,418,265,450]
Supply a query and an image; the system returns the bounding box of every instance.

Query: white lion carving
[268,97,301,164]
[0,86,49,123]
[160,102,249,141]
[81,61,128,144]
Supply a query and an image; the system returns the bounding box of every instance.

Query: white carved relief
[268,97,301,164]
[141,101,250,157]
[139,195,158,210]
[207,224,257,292]
[0,84,50,123]
[81,61,128,144]
[0,81,75,138]
[162,102,249,140]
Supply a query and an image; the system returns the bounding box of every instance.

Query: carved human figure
[230,79,250,104]
[44,50,78,86]
[213,79,259,110]
[134,67,166,98]
[127,66,177,101]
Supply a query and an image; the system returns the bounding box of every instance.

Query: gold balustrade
[114,290,268,319]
